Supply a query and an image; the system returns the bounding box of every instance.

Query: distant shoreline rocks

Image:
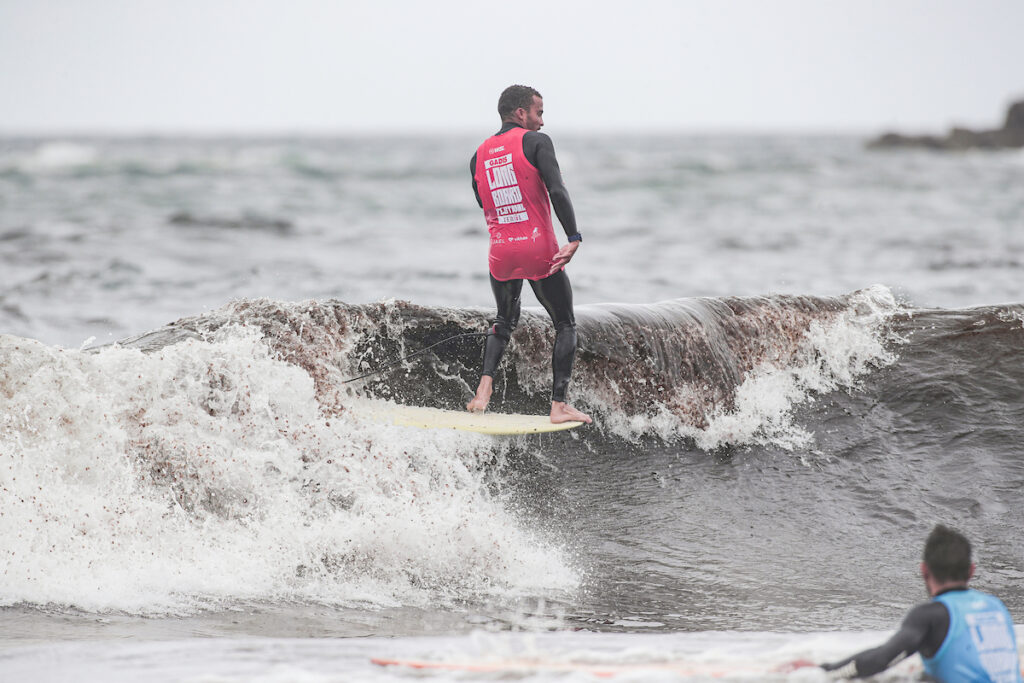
[867,100,1024,150]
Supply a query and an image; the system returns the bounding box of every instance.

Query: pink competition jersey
[474,127,559,281]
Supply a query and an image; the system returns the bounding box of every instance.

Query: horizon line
[0,123,902,139]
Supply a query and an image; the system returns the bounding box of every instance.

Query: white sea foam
[0,327,576,614]
[693,285,901,451]
[587,286,902,451]
[4,627,1004,683]
[24,141,98,169]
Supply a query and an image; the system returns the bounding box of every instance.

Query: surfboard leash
[341,331,488,383]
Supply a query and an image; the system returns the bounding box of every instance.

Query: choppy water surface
[1,134,1023,680]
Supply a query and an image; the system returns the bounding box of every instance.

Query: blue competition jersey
[924,589,1022,683]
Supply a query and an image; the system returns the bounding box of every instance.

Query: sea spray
[0,327,576,614]
[692,285,902,451]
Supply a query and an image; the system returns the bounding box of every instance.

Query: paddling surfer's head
[921,524,974,595]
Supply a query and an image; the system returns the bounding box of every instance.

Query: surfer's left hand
[547,241,580,276]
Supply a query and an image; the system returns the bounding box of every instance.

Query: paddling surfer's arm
[820,602,946,678]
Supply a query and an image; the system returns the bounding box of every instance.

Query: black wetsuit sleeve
[523,131,579,238]
[470,152,483,208]
[820,602,949,678]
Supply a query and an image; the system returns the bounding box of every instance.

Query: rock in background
[868,99,1024,150]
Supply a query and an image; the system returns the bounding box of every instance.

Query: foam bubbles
[0,327,576,614]
[571,286,902,451]
[692,286,901,451]
[26,142,99,170]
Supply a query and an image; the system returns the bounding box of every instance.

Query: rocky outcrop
[867,99,1024,150]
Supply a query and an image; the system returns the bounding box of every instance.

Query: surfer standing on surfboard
[467,85,592,425]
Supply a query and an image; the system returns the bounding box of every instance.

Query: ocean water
[1,134,1023,681]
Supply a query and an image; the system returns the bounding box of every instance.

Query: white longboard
[364,402,583,435]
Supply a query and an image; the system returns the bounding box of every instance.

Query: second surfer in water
[467,85,591,424]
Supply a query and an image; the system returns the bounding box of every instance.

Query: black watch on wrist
[568,233,582,243]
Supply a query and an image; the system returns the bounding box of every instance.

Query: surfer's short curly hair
[498,85,542,120]
[923,524,972,582]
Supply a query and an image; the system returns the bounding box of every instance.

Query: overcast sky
[2,0,1023,134]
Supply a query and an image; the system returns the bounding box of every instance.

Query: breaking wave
[3,284,972,616]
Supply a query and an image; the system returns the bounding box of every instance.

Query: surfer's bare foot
[550,401,592,424]
[466,376,493,413]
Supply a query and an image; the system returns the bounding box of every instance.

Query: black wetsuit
[470,123,581,403]
[821,588,960,678]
